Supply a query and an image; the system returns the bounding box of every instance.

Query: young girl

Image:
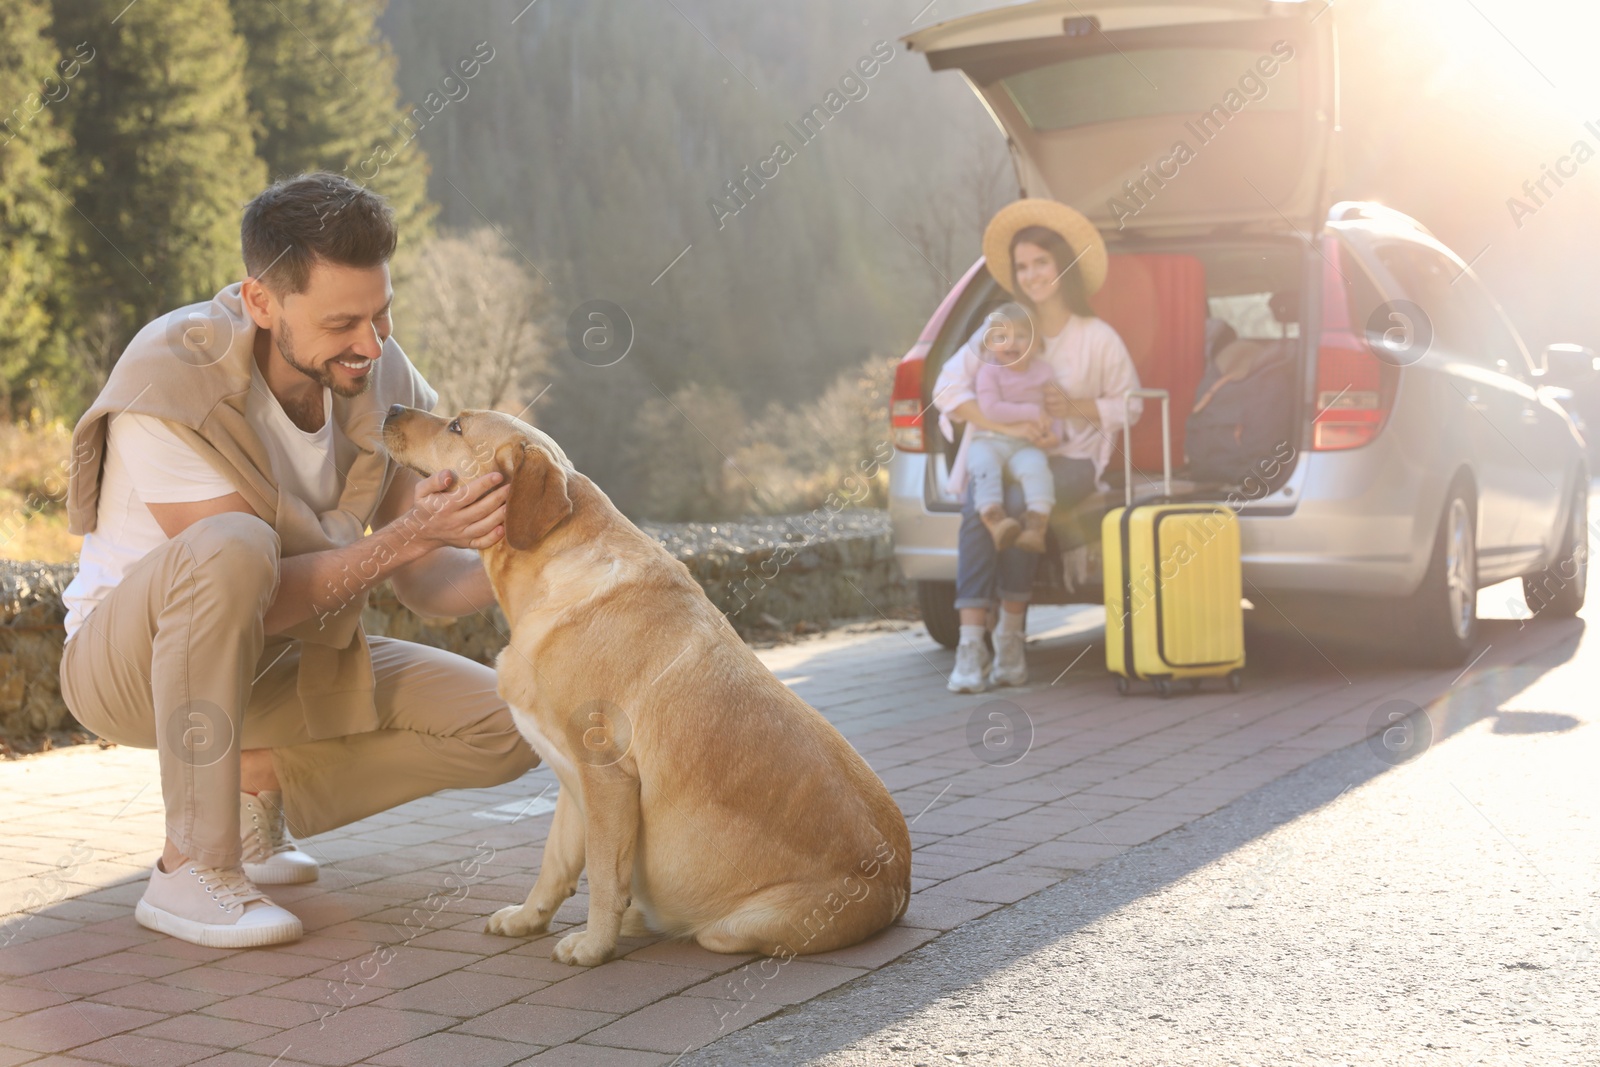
[968,302,1059,555]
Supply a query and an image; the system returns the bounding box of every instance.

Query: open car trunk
[904,0,1339,238]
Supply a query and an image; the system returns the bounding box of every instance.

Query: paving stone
[371,969,544,1015]
[369,1029,536,1067]
[919,871,1057,905]
[153,968,282,997]
[680,961,865,1006]
[526,961,709,1015]
[514,1045,671,1065]
[795,925,940,969]
[64,1033,218,1067]
[238,1005,457,1065]
[450,1002,617,1045]
[200,992,324,1029]
[185,1053,310,1067]
[576,994,780,1054]
[86,980,222,1014]
[0,931,144,977]
[134,1010,280,1048]
[899,893,1005,932]
[0,1000,166,1054]
[0,980,73,1014]
[622,941,753,972]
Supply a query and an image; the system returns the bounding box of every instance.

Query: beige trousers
[59,512,538,868]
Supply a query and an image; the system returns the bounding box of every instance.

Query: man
[59,173,539,948]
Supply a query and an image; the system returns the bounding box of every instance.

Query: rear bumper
[889,445,1438,598]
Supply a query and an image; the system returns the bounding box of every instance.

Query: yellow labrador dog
[382,407,911,966]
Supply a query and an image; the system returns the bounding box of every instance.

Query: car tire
[1523,479,1588,619]
[918,580,962,649]
[1410,488,1478,667]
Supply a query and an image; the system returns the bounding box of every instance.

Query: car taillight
[891,349,927,451]
[891,258,990,454]
[1313,239,1398,451]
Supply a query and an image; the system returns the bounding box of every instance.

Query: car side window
[1372,243,1473,363]
[1374,243,1528,376]
[1441,267,1534,379]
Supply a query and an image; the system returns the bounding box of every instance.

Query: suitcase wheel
[1115,676,1130,696]
[1227,670,1244,693]
[1188,678,1204,692]
[1153,678,1172,699]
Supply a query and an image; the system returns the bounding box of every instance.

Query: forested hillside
[376,0,1008,506]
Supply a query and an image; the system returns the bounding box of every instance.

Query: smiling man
[58,172,539,948]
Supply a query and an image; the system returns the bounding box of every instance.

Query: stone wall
[0,509,908,746]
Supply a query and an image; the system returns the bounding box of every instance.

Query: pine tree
[229,0,435,252]
[0,0,72,416]
[49,0,266,374]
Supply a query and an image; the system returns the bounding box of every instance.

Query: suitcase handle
[1122,388,1171,509]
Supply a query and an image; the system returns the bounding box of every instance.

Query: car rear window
[1209,293,1299,341]
[1000,48,1300,132]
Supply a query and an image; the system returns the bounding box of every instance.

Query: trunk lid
[904,0,1339,237]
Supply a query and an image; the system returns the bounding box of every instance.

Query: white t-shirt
[63,362,356,638]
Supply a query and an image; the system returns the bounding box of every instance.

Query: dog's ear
[505,444,574,550]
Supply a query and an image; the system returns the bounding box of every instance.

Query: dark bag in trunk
[1185,342,1295,485]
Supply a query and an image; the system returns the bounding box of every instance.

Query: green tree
[230,0,435,254]
[49,0,266,377]
[0,0,72,417]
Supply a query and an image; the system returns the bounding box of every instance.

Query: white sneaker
[991,630,1028,687]
[136,861,302,948]
[947,639,993,693]
[241,791,318,885]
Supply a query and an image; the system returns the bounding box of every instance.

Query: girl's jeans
[955,454,1098,611]
[968,431,1055,514]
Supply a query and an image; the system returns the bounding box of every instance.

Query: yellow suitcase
[1103,389,1245,697]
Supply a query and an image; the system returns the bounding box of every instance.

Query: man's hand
[405,469,510,552]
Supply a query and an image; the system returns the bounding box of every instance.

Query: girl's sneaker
[947,639,993,693]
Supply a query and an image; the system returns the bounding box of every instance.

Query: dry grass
[627,354,899,522]
[0,420,81,564]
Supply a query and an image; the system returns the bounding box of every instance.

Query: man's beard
[276,320,371,399]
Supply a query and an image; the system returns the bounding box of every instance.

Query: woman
[932,199,1141,693]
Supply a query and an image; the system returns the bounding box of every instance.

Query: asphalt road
[688,614,1600,1066]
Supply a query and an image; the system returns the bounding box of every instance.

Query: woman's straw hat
[982,198,1108,297]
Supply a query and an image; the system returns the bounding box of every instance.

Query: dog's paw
[553,928,616,967]
[485,904,550,938]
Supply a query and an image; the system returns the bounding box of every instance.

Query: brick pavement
[0,598,1566,1065]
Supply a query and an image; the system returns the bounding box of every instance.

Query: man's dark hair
[241,172,398,295]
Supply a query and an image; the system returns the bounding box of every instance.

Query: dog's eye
[447,418,462,434]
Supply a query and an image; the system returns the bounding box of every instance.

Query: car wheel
[918,580,961,649]
[1411,489,1478,667]
[1522,480,1588,619]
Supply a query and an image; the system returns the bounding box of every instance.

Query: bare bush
[732,353,897,515]
[626,383,751,521]
[901,126,1014,306]
[393,227,555,413]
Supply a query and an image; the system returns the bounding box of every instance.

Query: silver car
[889,0,1589,666]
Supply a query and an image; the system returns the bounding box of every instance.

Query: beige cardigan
[66,282,438,740]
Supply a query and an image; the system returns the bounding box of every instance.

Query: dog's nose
[385,404,406,425]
